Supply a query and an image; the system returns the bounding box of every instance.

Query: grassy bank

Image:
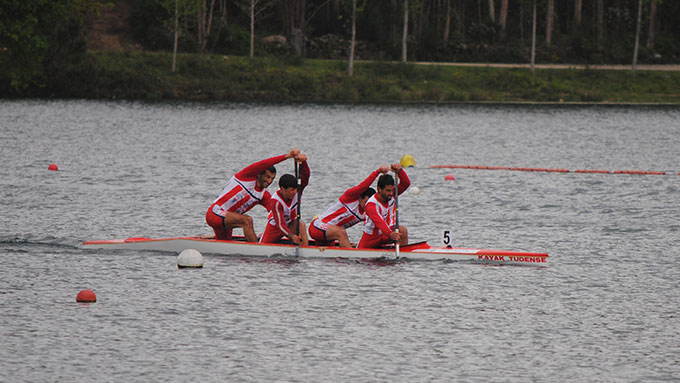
[66,51,680,103]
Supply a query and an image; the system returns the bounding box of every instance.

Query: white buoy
[408,186,421,195]
[177,249,204,268]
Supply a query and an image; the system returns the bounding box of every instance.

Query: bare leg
[398,225,408,246]
[289,220,309,246]
[223,212,257,242]
[324,225,352,248]
[298,220,309,246]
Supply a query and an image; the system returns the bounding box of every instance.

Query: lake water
[1,100,679,382]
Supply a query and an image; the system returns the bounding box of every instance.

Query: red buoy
[48,163,58,171]
[76,289,96,303]
[444,174,455,181]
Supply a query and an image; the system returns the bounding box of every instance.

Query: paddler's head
[359,187,376,209]
[257,166,277,189]
[278,174,298,201]
[376,175,395,203]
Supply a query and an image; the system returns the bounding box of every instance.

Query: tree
[573,0,582,27]
[546,0,554,46]
[348,0,357,75]
[401,0,408,62]
[498,0,508,40]
[236,0,276,57]
[531,0,536,72]
[0,0,96,94]
[646,0,658,49]
[632,0,643,70]
[159,0,197,71]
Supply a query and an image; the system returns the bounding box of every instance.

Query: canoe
[82,236,549,266]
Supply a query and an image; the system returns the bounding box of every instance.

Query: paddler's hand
[291,234,301,244]
[378,165,389,174]
[391,163,402,173]
[296,153,307,163]
[389,231,401,242]
[286,149,301,159]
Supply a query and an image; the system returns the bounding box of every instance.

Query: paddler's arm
[297,154,310,194]
[271,199,294,240]
[235,149,300,180]
[340,165,388,202]
[391,163,410,195]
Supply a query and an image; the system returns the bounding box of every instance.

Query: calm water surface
[1,100,679,382]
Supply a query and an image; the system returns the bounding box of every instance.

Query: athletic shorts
[308,219,328,243]
[358,232,390,249]
[205,209,233,240]
[259,223,287,244]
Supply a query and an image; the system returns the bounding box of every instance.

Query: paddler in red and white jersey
[308,165,390,248]
[260,154,310,245]
[206,149,301,241]
[358,164,410,249]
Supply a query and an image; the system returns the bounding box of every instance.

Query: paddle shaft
[295,159,301,257]
[394,169,400,257]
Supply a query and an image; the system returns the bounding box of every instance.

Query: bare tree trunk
[402,0,408,62]
[172,0,179,72]
[632,0,642,71]
[348,0,357,76]
[546,0,554,46]
[488,0,495,22]
[207,0,217,36]
[499,0,508,39]
[249,0,255,57]
[443,0,451,41]
[574,0,582,27]
[477,0,482,24]
[646,1,657,49]
[531,0,536,72]
[454,0,463,35]
[596,0,604,48]
[197,0,207,51]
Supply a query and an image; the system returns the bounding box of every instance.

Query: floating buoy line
[430,165,676,176]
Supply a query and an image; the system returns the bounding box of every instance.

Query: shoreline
[5,51,680,104]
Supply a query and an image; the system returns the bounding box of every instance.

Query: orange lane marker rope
[430,165,673,175]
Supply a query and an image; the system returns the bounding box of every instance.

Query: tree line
[1,0,678,94]
[132,0,677,65]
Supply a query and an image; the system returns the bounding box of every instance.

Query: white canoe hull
[82,236,549,266]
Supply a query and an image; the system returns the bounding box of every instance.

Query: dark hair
[279,174,297,189]
[263,166,276,175]
[361,187,376,199]
[377,174,394,189]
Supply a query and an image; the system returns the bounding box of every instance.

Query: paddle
[294,158,301,257]
[394,168,400,258]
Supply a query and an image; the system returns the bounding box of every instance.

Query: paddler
[358,164,410,249]
[206,149,302,241]
[308,165,389,248]
[260,153,310,245]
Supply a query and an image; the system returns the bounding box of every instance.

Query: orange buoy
[48,163,58,171]
[444,174,455,181]
[76,289,96,303]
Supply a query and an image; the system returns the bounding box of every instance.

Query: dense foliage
[0,0,96,95]
[126,0,679,64]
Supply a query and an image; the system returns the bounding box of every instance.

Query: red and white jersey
[362,194,395,236]
[211,176,269,216]
[314,199,364,230]
[265,191,299,237]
